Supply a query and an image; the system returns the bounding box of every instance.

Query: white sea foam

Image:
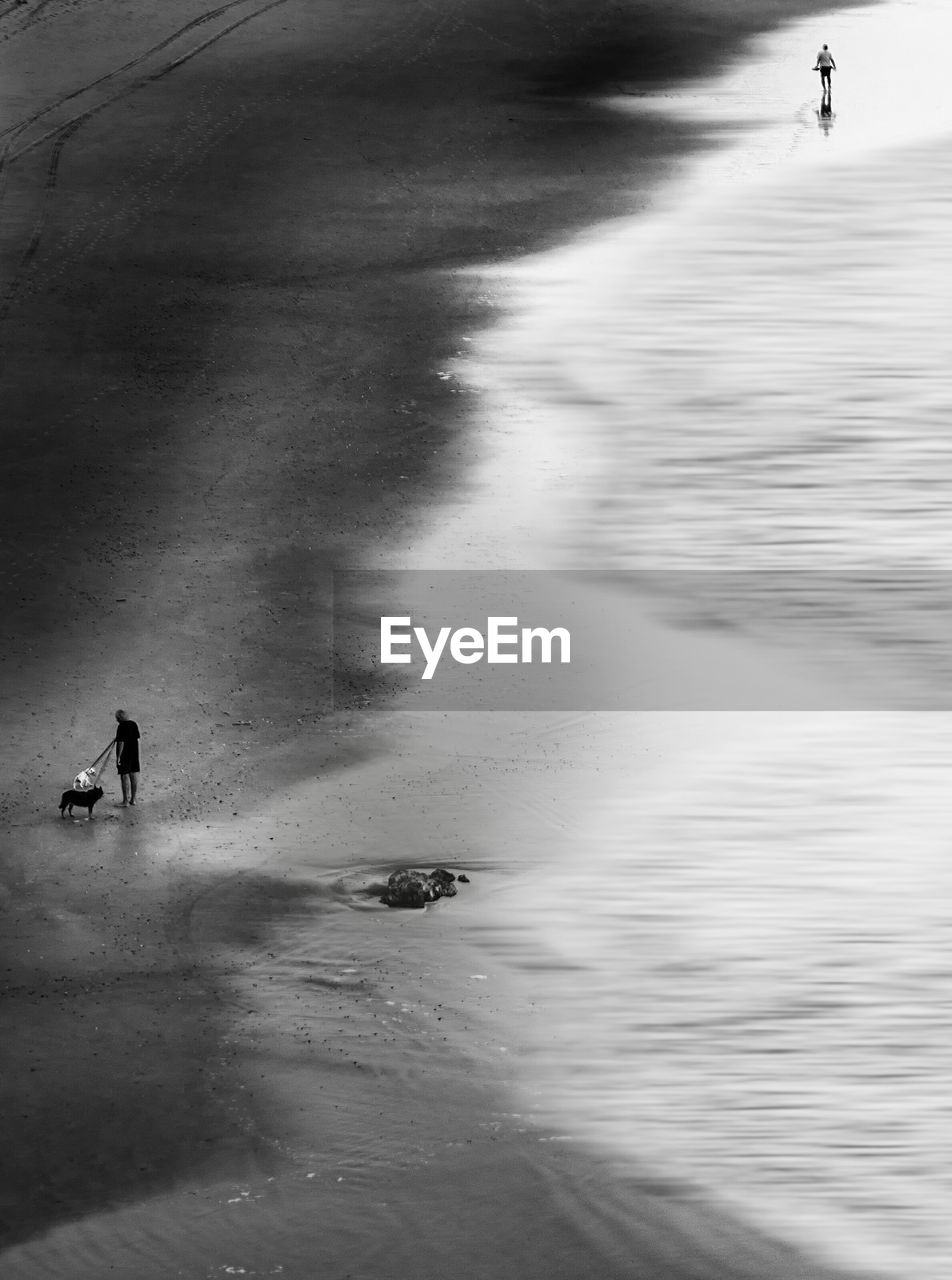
[430,2,952,1276]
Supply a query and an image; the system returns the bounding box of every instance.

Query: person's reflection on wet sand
[816,93,835,135]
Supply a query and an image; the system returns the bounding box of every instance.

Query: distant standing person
[115,709,140,805]
[814,44,836,93]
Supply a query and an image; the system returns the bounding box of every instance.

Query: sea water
[451,1,952,1276]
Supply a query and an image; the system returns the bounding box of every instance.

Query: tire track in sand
[0,0,290,326]
[0,0,469,339]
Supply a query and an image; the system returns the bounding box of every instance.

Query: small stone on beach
[381,867,459,909]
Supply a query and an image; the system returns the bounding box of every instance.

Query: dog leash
[73,738,117,790]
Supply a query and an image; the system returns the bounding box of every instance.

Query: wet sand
[1,0,884,1274]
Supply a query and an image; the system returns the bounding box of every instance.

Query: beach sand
[1,0,884,1275]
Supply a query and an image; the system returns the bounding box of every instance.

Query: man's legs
[120,771,131,804]
[129,771,138,805]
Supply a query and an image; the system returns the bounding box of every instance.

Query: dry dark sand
[2,0,881,1275]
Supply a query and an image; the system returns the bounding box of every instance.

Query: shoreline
[0,0,880,826]
[1,0,896,1275]
[1,711,883,1280]
[431,2,952,1276]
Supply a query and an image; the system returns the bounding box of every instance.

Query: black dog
[59,785,104,819]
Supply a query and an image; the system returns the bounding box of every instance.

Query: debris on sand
[381,867,461,909]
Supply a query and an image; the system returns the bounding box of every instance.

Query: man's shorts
[820,66,832,80]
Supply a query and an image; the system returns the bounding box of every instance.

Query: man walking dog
[115,709,141,806]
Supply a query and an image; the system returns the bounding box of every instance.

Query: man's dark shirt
[116,720,140,773]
